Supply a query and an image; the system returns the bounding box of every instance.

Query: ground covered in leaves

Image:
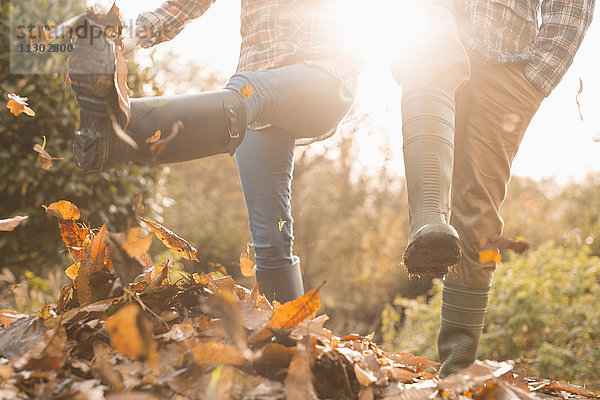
[0,201,598,400]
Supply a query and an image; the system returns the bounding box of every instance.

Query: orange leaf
[239,85,255,99]
[105,304,157,364]
[191,341,246,366]
[146,129,161,144]
[150,121,183,159]
[240,243,255,277]
[479,248,502,264]
[43,200,81,220]
[0,216,27,232]
[6,93,35,117]
[141,217,198,261]
[0,309,28,328]
[383,351,439,373]
[121,227,153,259]
[76,224,111,306]
[267,289,320,330]
[542,381,599,398]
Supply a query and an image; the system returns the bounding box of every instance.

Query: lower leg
[235,128,304,303]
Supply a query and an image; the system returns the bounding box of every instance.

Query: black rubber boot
[69,31,246,171]
[126,91,246,164]
[255,257,304,304]
[401,88,462,277]
[438,280,490,377]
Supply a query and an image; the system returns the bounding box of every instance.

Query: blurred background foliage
[1,0,600,389]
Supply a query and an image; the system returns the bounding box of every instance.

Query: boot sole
[403,232,462,277]
[68,33,116,171]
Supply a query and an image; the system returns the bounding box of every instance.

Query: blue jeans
[226,63,354,272]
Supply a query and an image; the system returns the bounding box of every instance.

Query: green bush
[0,0,166,273]
[382,244,600,388]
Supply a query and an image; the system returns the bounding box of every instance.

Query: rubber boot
[401,88,461,277]
[438,280,490,377]
[69,30,246,171]
[73,90,246,170]
[255,256,304,304]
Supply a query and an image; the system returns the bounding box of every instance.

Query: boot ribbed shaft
[438,280,490,377]
[402,88,455,239]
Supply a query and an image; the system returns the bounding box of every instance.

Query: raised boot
[438,280,490,377]
[255,256,304,303]
[401,88,461,277]
[69,29,246,171]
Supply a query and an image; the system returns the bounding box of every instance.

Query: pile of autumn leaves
[0,201,599,400]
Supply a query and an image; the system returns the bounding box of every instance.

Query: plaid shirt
[449,0,595,96]
[136,0,361,95]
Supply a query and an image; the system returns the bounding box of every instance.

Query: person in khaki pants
[392,0,594,376]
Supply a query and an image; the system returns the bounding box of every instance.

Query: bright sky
[96,0,599,182]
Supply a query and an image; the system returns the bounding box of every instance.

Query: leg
[235,128,303,303]
[226,63,354,139]
[392,5,470,276]
[438,61,545,377]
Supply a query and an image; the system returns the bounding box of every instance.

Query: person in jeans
[392,0,594,376]
[68,0,360,303]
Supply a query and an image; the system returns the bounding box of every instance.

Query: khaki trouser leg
[447,61,545,286]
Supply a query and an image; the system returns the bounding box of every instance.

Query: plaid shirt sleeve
[135,0,216,48]
[525,0,595,96]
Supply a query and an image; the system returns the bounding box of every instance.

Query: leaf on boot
[284,337,318,400]
[141,217,198,261]
[267,289,320,331]
[146,129,161,143]
[150,120,183,159]
[0,216,27,232]
[6,93,35,117]
[239,85,255,99]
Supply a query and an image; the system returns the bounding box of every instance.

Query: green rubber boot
[401,88,461,277]
[438,280,490,377]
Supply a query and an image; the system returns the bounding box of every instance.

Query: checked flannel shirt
[135,0,361,95]
[441,0,595,96]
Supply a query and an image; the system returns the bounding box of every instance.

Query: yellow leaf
[239,85,254,99]
[65,262,80,281]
